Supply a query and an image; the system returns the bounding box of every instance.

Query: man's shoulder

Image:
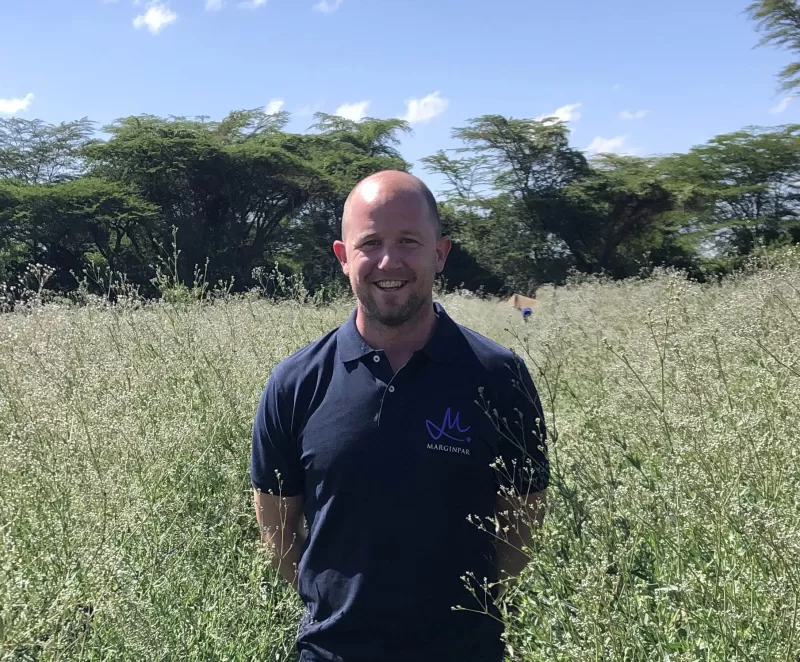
[267,326,341,390]
[450,317,525,376]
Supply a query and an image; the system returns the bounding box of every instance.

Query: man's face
[333,183,451,328]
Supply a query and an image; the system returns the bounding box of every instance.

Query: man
[251,170,549,662]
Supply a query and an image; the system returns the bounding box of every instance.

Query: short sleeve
[495,356,550,495]
[250,371,304,497]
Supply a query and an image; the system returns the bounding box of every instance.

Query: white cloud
[239,0,267,8]
[0,92,34,115]
[770,96,794,114]
[335,101,370,122]
[619,109,650,120]
[133,4,177,34]
[401,91,449,124]
[587,136,626,153]
[205,0,223,10]
[536,102,582,123]
[265,98,285,115]
[586,135,641,155]
[313,0,342,12]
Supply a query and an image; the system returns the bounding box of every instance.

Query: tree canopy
[747,0,800,93]
[1,109,799,302]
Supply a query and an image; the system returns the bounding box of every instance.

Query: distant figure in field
[250,170,549,662]
[507,293,536,323]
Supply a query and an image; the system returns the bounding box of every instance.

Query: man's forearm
[262,528,307,589]
[496,536,530,585]
[253,490,307,591]
[494,491,546,596]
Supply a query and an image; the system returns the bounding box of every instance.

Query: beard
[357,280,430,328]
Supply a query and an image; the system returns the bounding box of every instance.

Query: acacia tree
[423,116,686,286]
[83,110,315,287]
[747,0,800,92]
[80,109,417,293]
[658,124,800,255]
[0,179,159,289]
[0,117,95,185]
[561,154,689,278]
[0,117,159,288]
[424,114,588,211]
[422,115,590,291]
[3,105,797,298]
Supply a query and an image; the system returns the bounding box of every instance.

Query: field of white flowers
[1,250,799,661]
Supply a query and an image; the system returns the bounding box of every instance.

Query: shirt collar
[336,301,462,364]
[336,306,374,362]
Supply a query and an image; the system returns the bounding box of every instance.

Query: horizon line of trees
[1,108,800,303]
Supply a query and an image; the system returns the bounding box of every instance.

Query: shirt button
[373,355,380,363]
[388,385,395,393]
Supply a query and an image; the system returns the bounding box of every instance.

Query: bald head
[341,170,441,240]
[332,169,452,330]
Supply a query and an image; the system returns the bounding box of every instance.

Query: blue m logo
[425,408,471,443]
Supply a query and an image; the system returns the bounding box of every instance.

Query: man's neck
[356,302,438,371]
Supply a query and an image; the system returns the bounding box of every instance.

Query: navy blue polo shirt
[250,302,549,662]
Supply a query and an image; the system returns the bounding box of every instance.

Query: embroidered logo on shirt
[425,408,471,443]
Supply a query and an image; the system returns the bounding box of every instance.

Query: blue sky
[2,0,799,193]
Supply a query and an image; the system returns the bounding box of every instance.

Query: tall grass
[1,249,799,661]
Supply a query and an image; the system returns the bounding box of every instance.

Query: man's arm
[494,490,546,598]
[250,366,307,590]
[253,490,306,590]
[492,354,550,598]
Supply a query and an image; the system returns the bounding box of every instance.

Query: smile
[373,280,408,292]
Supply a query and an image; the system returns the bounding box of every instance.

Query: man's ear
[435,236,452,274]
[333,240,349,276]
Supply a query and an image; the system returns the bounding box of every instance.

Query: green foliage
[425,119,696,289]
[0,108,799,300]
[0,109,418,298]
[562,154,702,279]
[1,178,159,290]
[82,112,313,288]
[0,117,95,184]
[659,124,800,257]
[422,116,590,292]
[747,0,800,92]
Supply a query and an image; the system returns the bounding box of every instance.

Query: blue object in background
[522,307,533,321]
